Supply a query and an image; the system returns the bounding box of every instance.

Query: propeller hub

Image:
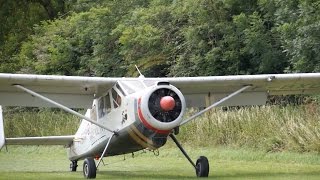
[160,96,175,111]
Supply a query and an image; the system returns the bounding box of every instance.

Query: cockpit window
[116,83,126,96]
[119,82,136,94]
[98,93,111,118]
[118,80,156,94]
[143,80,157,87]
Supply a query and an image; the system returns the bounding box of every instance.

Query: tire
[196,156,209,177]
[71,166,77,172]
[70,160,78,172]
[83,158,96,179]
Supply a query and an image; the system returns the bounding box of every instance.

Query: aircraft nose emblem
[160,96,175,111]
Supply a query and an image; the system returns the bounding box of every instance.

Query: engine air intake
[148,88,182,122]
[139,85,186,131]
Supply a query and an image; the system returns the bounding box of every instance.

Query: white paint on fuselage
[67,80,154,160]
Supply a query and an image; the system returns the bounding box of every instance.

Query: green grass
[2,105,320,179]
[1,146,320,179]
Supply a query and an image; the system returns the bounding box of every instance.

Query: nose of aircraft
[160,96,175,111]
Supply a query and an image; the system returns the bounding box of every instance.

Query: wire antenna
[135,65,145,78]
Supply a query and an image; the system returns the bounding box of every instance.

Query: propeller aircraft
[1,72,320,178]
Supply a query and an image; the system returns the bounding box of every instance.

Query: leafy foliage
[19,7,119,76]
[1,0,320,76]
[275,0,320,72]
[0,0,69,73]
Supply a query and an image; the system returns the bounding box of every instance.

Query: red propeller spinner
[160,96,176,111]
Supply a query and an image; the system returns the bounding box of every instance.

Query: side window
[116,84,126,96]
[112,88,121,108]
[98,93,112,118]
[104,93,111,113]
[98,98,105,118]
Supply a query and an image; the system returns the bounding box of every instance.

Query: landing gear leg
[169,134,209,177]
[70,160,78,172]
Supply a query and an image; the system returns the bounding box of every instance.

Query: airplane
[1,72,320,178]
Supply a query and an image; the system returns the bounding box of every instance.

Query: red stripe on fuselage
[137,98,171,135]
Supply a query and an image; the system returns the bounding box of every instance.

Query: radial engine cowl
[138,85,186,132]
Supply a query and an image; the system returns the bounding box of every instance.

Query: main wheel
[83,158,96,179]
[195,156,209,177]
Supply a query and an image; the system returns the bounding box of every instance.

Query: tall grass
[179,104,320,152]
[3,108,80,137]
[3,105,320,153]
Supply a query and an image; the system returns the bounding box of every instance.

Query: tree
[17,1,150,76]
[2,0,319,77]
[0,0,70,73]
[275,0,320,72]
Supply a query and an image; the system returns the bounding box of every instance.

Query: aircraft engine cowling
[138,84,186,133]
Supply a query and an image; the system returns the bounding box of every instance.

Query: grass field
[1,145,320,179]
[2,105,320,179]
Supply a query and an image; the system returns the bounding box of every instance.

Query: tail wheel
[83,158,96,179]
[70,160,78,172]
[196,156,209,177]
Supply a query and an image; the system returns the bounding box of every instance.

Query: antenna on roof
[135,65,145,78]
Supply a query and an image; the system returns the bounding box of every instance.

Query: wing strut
[180,85,252,126]
[14,84,116,134]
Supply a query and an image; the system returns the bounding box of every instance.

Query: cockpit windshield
[118,80,157,94]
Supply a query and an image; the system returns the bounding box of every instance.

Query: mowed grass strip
[1,146,320,179]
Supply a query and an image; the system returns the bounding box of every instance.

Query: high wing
[1,73,320,148]
[1,73,320,108]
[0,73,123,108]
[164,73,320,107]
[0,74,121,148]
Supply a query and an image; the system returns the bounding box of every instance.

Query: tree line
[0,0,319,77]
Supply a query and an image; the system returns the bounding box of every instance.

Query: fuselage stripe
[130,124,154,145]
[127,125,156,150]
